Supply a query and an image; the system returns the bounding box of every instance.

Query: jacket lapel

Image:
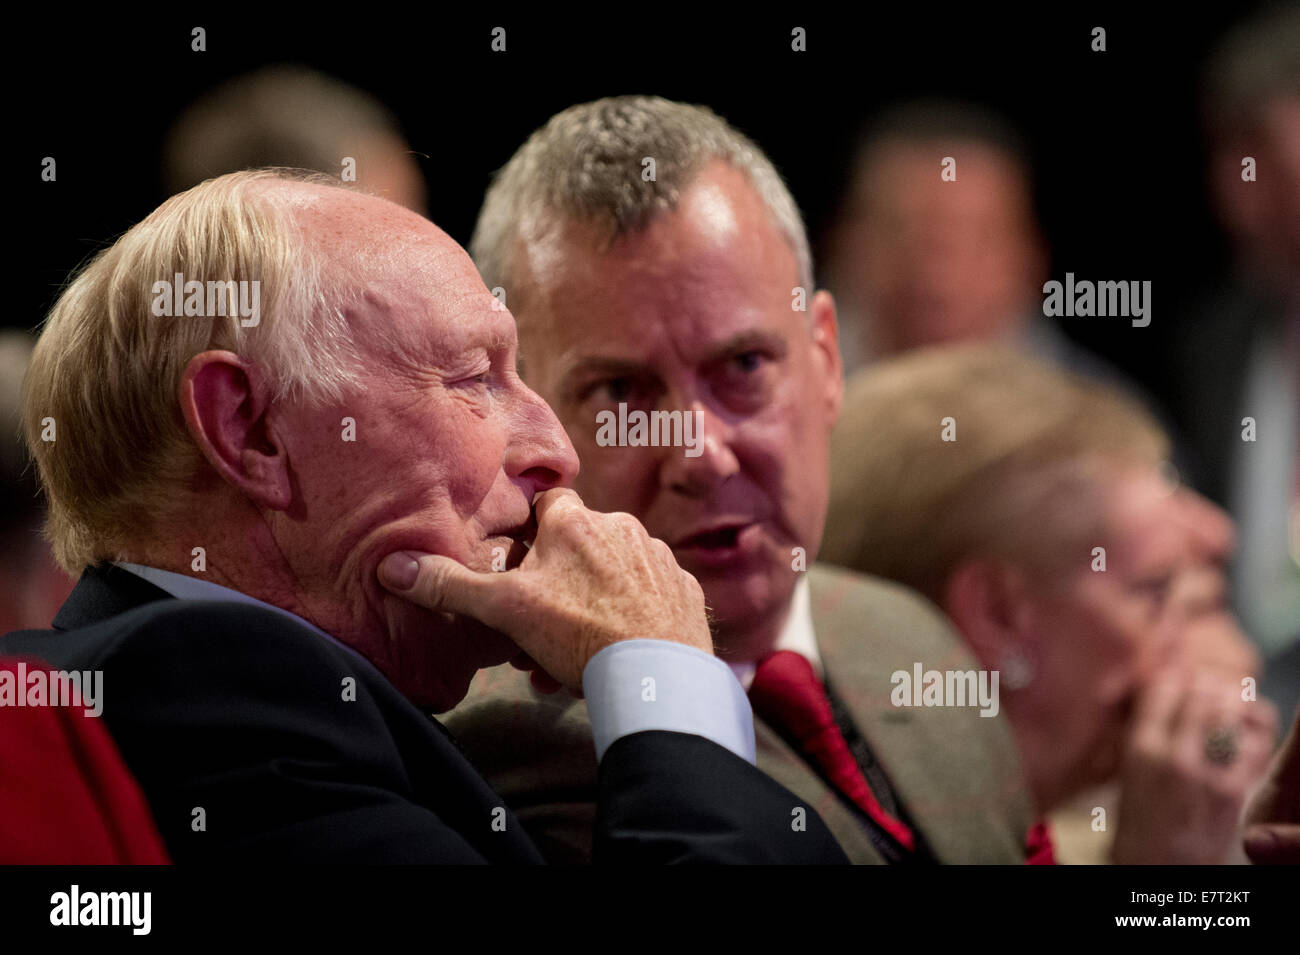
[809,564,1033,863]
[753,715,887,863]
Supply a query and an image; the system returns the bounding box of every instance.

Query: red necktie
[749,650,916,852]
[1024,820,1056,864]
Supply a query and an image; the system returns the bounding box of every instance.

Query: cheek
[390,412,506,549]
[1072,597,1149,701]
[752,391,831,529]
[1028,586,1123,689]
[567,428,658,511]
[429,404,508,505]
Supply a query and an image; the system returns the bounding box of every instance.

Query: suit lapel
[809,565,1032,863]
[753,715,887,864]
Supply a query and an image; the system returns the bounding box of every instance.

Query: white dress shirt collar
[727,575,823,691]
[112,561,371,666]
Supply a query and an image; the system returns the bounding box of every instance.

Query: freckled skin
[511,162,844,663]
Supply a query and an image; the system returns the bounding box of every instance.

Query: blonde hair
[24,168,363,574]
[821,345,1169,601]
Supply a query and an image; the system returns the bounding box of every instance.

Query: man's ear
[940,558,1035,669]
[809,289,843,423]
[179,350,292,511]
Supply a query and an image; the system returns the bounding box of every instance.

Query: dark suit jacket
[0,564,847,864]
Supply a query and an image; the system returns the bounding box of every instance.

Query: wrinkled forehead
[277,180,444,279]
[272,181,506,361]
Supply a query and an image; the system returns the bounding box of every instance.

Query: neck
[1004,703,1102,815]
[123,493,461,708]
[125,496,346,636]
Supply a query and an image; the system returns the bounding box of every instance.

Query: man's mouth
[678,525,744,549]
[671,521,759,564]
[492,515,537,569]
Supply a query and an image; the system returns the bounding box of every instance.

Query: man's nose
[659,399,740,498]
[507,385,580,495]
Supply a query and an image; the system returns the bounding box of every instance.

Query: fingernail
[379,552,421,590]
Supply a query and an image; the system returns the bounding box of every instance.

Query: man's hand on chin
[376,487,714,694]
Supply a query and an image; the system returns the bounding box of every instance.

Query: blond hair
[821,345,1169,601]
[24,168,363,574]
[469,95,813,309]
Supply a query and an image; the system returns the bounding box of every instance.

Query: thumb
[378,551,508,624]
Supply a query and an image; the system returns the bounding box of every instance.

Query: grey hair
[469,95,814,301]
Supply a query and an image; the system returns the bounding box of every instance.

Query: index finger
[533,487,584,526]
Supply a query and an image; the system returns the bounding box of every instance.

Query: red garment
[1024,819,1057,865]
[0,658,170,864]
[750,649,916,852]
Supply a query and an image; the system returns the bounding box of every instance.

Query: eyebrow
[478,326,515,351]
[701,329,787,364]
[559,329,788,384]
[457,328,514,363]
[561,355,649,382]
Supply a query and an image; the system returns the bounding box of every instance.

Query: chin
[377,598,496,712]
[701,570,793,638]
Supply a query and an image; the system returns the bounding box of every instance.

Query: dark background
[16,5,1275,407]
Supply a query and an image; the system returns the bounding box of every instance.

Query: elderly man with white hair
[1,168,846,863]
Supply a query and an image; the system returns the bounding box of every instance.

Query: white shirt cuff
[582,639,756,764]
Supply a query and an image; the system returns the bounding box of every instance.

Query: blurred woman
[822,344,1276,863]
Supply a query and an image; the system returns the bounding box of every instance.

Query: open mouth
[672,520,760,561]
[679,526,744,550]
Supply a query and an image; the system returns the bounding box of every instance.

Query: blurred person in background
[821,99,1119,388]
[162,64,427,214]
[1172,3,1300,687]
[822,345,1277,863]
[0,330,73,634]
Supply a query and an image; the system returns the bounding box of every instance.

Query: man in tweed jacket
[442,96,1035,863]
